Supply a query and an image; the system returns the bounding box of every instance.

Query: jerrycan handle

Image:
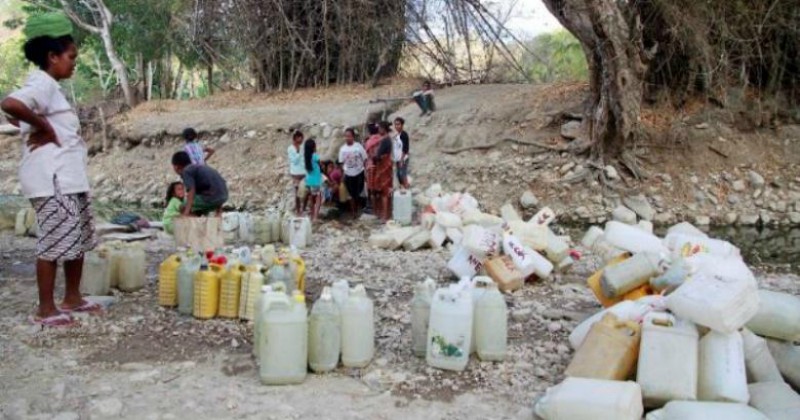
[271,282,287,293]
[647,312,674,327]
[473,277,494,288]
[602,314,642,337]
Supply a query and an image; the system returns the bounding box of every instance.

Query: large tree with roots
[541,0,800,171]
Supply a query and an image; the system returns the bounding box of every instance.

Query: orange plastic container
[565,313,641,380]
[587,254,652,308]
[485,255,525,293]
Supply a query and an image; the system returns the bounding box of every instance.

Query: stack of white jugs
[370,184,576,275]
[535,219,800,420]
[254,279,374,385]
[222,209,312,249]
[411,276,508,372]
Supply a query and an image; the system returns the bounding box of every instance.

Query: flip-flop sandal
[29,312,75,327]
[59,300,103,314]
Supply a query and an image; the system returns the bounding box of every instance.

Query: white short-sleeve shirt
[338,142,367,177]
[9,70,90,198]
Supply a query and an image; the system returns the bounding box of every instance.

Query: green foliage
[521,30,588,83]
[0,34,29,97]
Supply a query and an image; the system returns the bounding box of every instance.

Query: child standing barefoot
[304,139,323,221]
[1,13,99,326]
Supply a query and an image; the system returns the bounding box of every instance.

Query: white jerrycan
[666,272,759,333]
[80,250,111,296]
[637,312,699,407]
[698,330,749,403]
[118,244,146,292]
[604,220,667,254]
[746,289,800,342]
[392,189,413,226]
[766,339,800,389]
[308,287,341,373]
[646,401,768,420]
[426,285,472,372]
[474,280,507,361]
[534,377,643,420]
[258,290,307,385]
[748,382,800,420]
[740,328,783,383]
[341,285,374,368]
[287,217,312,249]
[411,278,436,357]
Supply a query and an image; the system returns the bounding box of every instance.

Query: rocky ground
[2,81,800,419]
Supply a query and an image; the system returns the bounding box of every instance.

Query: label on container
[428,328,467,360]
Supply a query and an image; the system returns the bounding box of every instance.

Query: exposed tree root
[440,137,567,155]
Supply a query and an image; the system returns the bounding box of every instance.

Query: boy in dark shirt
[393,117,410,189]
[171,151,228,216]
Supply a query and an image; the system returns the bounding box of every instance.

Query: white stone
[560,121,582,140]
[732,180,746,192]
[519,191,539,209]
[604,165,619,180]
[748,170,765,187]
[623,194,655,221]
[788,212,800,224]
[611,205,637,225]
[53,413,80,420]
[739,214,759,225]
[724,212,738,224]
[693,215,711,226]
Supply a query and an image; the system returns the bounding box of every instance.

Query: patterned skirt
[30,176,96,261]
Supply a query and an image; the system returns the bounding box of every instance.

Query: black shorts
[344,173,365,203]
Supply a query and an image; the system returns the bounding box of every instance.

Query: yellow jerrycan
[565,313,641,380]
[587,254,652,308]
[239,264,266,320]
[158,254,182,307]
[194,263,223,319]
[219,264,246,318]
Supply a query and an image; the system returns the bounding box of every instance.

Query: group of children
[290,117,411,223]
[162,128,229,234]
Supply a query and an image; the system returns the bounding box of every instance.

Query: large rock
[622,194,655,221]
[560,121,582,140]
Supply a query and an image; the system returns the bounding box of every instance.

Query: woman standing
[287,130,306,215]
[1,12,99,326]
[371,122,395,222]
[338,128,367,219]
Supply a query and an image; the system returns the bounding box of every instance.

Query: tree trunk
[146,61,154,101]
[541,0,648,160]
[98,21,133,108]
[207,60,214,95]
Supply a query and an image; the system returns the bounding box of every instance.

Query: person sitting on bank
[171,151,228,216]
[183,127,214,165]
[412,81,435,116]
[162,181,185,234]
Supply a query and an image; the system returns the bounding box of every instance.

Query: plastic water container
[427,285,472,371]
[258,290,307,385]
[746,290,800,342]
[435,211,462,228]
[264,209,281,243]
[748,382,800,420]
[534,377,643,420]
[646,401,768,420]
[218,264,245,318]
[331,279,349,309]
[698,331,749,403]
[118,245,146,292]
[287,250,306,292]
[590,235,630,264]
[411,278,436,357]
[666,272,759,333]
[403,229,431,251]
[286,217,312,249]
[587,255,654,308]
[475,281,507,361]
[741,329,783,383]
[507,220,548,251]
[637,312,699,407]
[500,203,522,222]
[447,246,484,279]
[666,221,708,238]
[502,233,553,278]
[177,254,201,315]
[267,260,293,293]
[238,265,266,320]
[193,264,222,319]
[392,190,413,226]
[157,254,182,306]
[686,253,756,284]
[80,250,111,296]
[308,287,341,373]
[566,313,641,381]
[650,258,690,294]
[568,296,663,349]
[259,245,277,268]
[601,252,661,298]
[462,225,501,259]
[484,256,524,293]
[254,283,285,357]
[663,232,740,259]
[252,216,272,244]
[543,228,570,263]
[581,226,604,248]
[766,339,800,389]
[604,221,668,255]
[341,285,374,368]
